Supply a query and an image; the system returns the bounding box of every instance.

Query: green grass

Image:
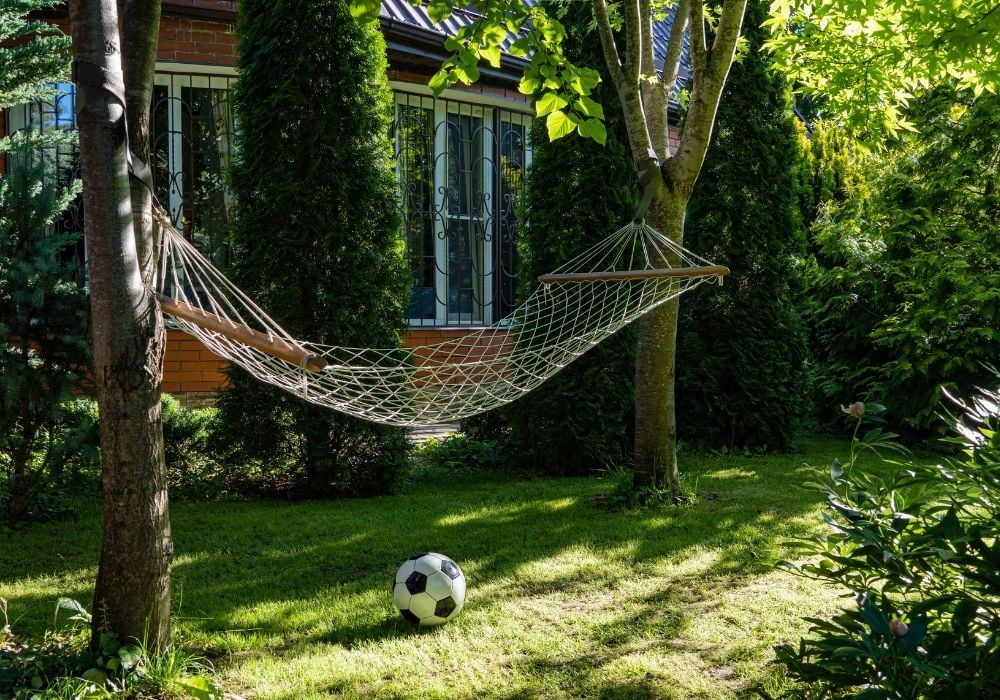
[0,437,904,699]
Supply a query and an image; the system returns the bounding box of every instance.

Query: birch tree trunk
[68,0,172,650]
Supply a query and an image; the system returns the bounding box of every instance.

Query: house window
[151,71,236,266]
[4,69,236,265]
[392,89,532,327]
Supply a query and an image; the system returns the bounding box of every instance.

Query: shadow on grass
[0,438,865,696]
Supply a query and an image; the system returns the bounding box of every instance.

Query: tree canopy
[765,0,1000,140]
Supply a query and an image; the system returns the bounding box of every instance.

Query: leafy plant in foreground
[0,597,221,699]
[772,392,1000,697]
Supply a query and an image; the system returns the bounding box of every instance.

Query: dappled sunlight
[0,439,873,698]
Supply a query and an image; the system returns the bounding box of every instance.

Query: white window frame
[391,82,532,329]
[152,63,237,232]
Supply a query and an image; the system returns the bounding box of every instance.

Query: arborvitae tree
[0,1,87,525]
[677,0,809,451]
[472,2,636,474]
[216,0,410,495]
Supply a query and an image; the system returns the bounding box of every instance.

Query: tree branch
[667,0,748,194]
[661,0,689,94]
[689,0,707,75]
[592,0,624,93]
[624,0,642,85]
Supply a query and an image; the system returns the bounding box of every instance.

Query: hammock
[153,209,726,426]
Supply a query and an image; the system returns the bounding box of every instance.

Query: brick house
[5,0,682,400]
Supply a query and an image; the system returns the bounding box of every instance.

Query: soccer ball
[393,552,466,626]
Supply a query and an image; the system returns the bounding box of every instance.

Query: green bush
[0,597,221,699]
[678,0,809,451]
[804,89,1000,437]
[413,434,499,472]
[467,1,637,475]
[773,390,1000,697]
[215,0,411,496]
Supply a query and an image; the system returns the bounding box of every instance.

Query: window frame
[390,82,532,330]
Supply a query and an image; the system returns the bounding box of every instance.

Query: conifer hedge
[472,2,637,474]
[677,0,809,450]
[216,0,411,495]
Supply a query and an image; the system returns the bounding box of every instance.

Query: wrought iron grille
[392,90,532,327]
[5,80,531,329]
[4,74,237,266]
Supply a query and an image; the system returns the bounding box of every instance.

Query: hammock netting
[154,212,725,426]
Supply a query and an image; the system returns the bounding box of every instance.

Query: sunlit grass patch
[0,436,916,698]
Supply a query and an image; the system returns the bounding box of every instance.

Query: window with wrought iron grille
[392,88,532,327]
[5,76,532,329]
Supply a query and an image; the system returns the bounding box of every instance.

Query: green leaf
[428,70,449,95]
[176,675,223,700]
[535,92,568,117]
[427,0,452,24]
[509,38,531,57]
[518,74,540,95]
[577,95,604,119]
[81,668,107,685]
[546,110,576,141]
[117,644,142,670]
[578,118,607,145]
[481,45,502,68]
[348,0,380,22]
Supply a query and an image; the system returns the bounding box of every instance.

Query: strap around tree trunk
[72,59,157,197]
[634,154,662,224]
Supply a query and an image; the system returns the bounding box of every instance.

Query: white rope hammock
[153,210,727,426]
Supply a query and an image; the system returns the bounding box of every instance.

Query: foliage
[412,434,500,477]
[804,89,1000,436]
[765,0,1000,141]
[217,0,411,497]
[0,598,221,699]
[0,0,71,107]
[773,394,1000,698]
[348,0,605,144]
[678,0,809,451]
[0,0,87,526]
[466,1,637,475]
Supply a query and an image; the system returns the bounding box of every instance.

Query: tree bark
[68,0,172,650]
[633,191,685,494]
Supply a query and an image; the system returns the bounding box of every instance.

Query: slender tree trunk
[633,190,685,495]
[68,0,172,650]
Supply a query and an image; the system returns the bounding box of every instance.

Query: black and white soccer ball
[393,552,466,626]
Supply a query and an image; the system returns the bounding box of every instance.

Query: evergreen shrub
[215,0,411,495]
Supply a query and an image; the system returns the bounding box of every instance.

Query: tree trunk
[68,0,172,651]
[633,190,686,495]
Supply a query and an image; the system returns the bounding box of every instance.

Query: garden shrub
[216,0,411,496]
[804,88,1000,437]
[678,0,809,451]
[0,3,86,527]
[467,1,637,475]
[774,389,1000,697]
[0,597,221,699]
[413,434,499,472]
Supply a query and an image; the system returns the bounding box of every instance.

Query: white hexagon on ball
[393,552,466,627]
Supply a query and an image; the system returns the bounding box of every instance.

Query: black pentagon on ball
[405,571,427,594]
[440,559,461,580]
[400,609,420,625]
[435,596,457,618]
[409,552,430,560]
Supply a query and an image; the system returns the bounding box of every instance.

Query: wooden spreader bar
[537,265,730,285]
[156,294,329,372]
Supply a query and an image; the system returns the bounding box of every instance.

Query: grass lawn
[0,436,903,699]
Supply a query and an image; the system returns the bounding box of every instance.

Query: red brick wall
[158,15,237,66]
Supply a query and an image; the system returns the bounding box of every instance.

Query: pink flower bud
[889,619,908,637]
[841,402,865,418]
